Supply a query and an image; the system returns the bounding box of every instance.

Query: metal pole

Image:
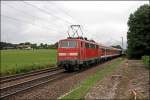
[121,37,123,54]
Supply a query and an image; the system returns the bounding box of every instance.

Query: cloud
[1,1,149,48]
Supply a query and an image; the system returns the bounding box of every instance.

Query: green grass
[60,58,124,99]
[142,56,150,69]
[0,49,57,76]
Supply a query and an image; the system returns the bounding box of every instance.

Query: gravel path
[6,59,118,100]
[85,60,149,99]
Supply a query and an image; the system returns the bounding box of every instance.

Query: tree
[31,43,37,49]
[40,43,44,48]
[24,42,31,45]
[127,4,150,59]
[19,43,24,45]
[54,42,58,48]
[43,44,48,49]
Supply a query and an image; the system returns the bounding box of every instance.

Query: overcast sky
[1,1,149,48]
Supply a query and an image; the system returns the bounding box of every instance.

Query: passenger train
[57,25,122,71]
[57,37,122,71]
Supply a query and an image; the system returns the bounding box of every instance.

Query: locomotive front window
[60,41,68,47]
[60,41,77,48]
[69,41,77,47]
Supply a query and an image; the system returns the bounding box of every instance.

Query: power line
[23,1,84,36]
[23,1,73,25]
[4,4,60,32]
[1,14,61,33]
[50,2,80,24]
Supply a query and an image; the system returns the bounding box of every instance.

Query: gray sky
[1,1,149,48]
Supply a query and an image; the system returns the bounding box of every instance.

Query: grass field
[0,49,57,76]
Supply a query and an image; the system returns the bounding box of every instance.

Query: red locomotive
[57,25,122,71]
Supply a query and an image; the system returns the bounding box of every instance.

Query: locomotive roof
[59,38,122,51]
[60,38,99,45]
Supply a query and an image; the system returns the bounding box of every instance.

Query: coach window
[90,44,92,48]
[89,43,91,48]
[102,48,105,52]
[93,44,95,49]
[81,42,83,47]
[85,43,87,48]
[90,44,95,48]
[96,45,98,49]
[89,44,91,48]
[89,43,92,48]
[91,44,93,48]
[94,44,96,49]
[94,44,96,48]
[85,43,89,48]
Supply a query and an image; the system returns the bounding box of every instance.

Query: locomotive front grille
[58,60,79,66]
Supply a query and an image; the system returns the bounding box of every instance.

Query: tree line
[0,42,58,50]
[127,4,150,59]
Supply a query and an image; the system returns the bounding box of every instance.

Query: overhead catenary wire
[2,14,66,44]
[22,1,83,37]
[1,14,63,34]
[48,2,84,35]
[23,1,73,25]
[22,1,75,34]
[4,4,61,32]
[51,3,86,37]
[50,2,80,24]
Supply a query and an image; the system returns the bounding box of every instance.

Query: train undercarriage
[58,55,121,71]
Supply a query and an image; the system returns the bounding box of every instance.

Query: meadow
[0,49,57,76]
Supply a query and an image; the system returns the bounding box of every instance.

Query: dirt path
[85,60,149,99]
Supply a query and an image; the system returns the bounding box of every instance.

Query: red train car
[57,37,122,71]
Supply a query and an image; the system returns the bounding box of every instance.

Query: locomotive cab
[57,39,80,71]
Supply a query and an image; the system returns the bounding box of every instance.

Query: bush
[142,56,150,69]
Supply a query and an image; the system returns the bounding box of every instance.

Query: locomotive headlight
[69,53,78,56]
[59,53,66,56]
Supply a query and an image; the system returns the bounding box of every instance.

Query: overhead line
[1,14,61,33]
[50,2,80,24]
[23,1,73,25]
[4,4,60,32]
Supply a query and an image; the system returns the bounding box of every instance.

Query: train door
[80,41,85,61]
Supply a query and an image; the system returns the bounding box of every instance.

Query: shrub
[142,56,150,69]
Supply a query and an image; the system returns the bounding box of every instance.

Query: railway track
[0,67,62,84]
[0,67,65,99]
